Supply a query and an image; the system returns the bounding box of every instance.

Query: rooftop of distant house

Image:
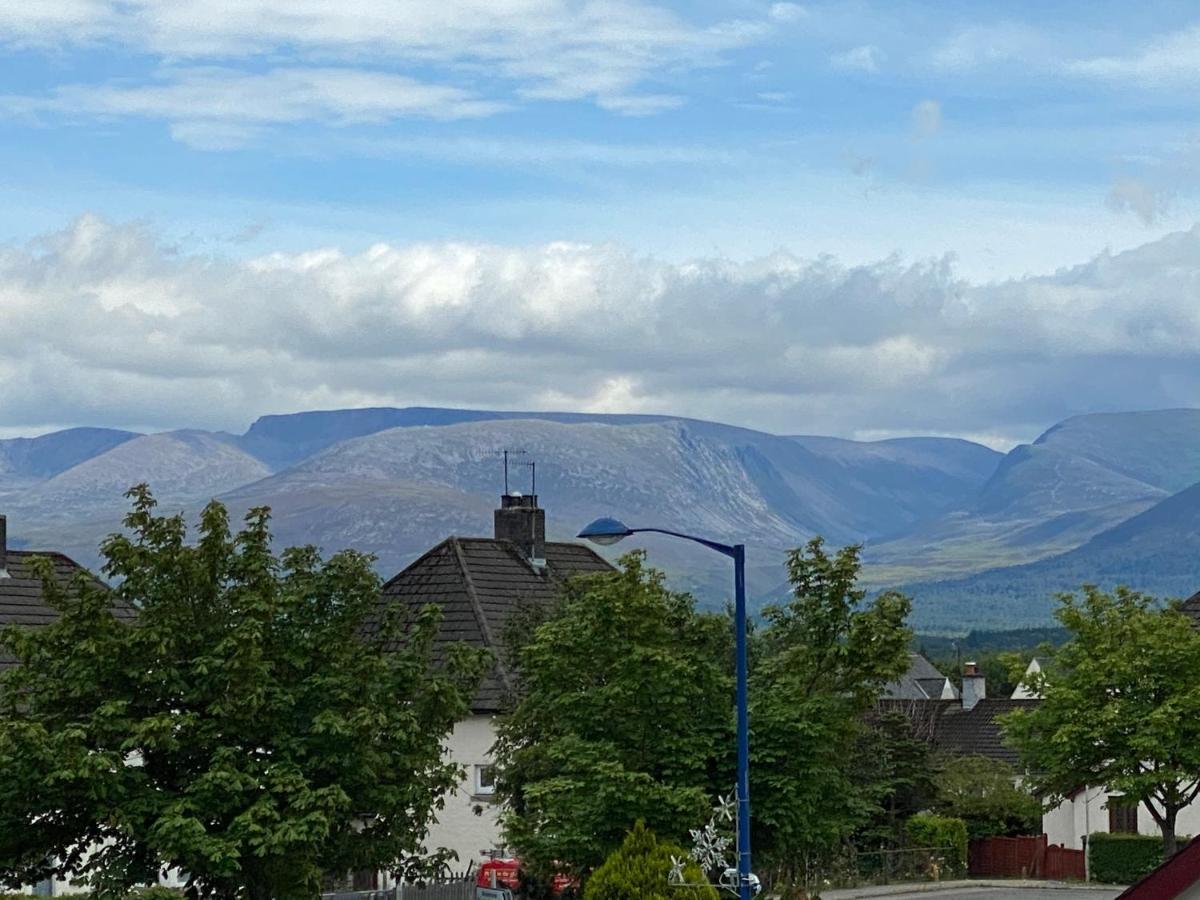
[371,493,614,713]
[0,513,127,670]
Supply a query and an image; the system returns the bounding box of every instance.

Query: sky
[1,1,1199,449]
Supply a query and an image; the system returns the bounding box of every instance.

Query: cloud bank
[2,215,1200,446]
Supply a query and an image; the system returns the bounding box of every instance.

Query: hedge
[1088,833,1169,884]
[905,813,968,875]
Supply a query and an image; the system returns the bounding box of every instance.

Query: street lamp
[578,517,753,900]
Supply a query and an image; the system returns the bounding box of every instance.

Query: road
[822,882,1124,899]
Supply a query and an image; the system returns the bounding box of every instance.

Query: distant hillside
[901,478,1200,630]
[864,409,1200,586]
[0,428,138,481]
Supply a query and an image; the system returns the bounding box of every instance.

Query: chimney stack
[962,661,986,711]
[494,494,546,567]
[0,513,8,576]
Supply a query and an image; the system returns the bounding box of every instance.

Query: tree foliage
[0,487,487,900]
[494,552,731,878]
[1004,585,1200,856]
[750,539,912,881]
[931,755,1041,840]
[582,821,717,900]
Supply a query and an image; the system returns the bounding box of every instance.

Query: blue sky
[1,2,1199,445]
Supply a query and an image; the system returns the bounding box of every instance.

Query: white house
[378,493,613,874]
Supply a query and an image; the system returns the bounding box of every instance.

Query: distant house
[881,656,1037,766]
[376,493,613,873]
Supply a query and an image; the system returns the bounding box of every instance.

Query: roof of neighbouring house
[0,549,127,670]
[877,697,1039,766]
[1182,590,1200,628]
[883,652,960,701]
[1117,837,1200,899]
[374,536,614,713]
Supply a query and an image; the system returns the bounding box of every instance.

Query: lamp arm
[625,527,737,558]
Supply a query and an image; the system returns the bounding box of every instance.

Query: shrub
[1089,833,1172,884]
[905,814,968,875]
[583,821,718,900]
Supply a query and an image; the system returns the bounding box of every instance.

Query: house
[880,658,1038,766]
[1033,592,1200,851]
[377,492,613,871]
[1117,836,1200,899]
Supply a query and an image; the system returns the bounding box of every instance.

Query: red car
[475,859,574,898]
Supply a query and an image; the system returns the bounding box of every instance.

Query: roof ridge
[450,536,515,696]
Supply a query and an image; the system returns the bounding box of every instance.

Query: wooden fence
[969,835,1085,881]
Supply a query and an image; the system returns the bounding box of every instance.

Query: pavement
[820,880,1125,899]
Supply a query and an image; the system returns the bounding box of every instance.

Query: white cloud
[768,3,806,25]
[911,99,941,138]
[1107,177,1172,225]
[3,68,509,132]
[0,0,774,123]
[831,45,882,73]
[3,214,1200,442]
[930,23,1046,71]
[1066,24,1200,85]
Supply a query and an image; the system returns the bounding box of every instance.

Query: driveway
[821,881,1124,899]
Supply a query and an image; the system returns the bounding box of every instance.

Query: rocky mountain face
[2,405,1198,630]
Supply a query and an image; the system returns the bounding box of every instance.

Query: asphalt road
[823,883,1124,900]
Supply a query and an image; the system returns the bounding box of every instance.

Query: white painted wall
[424,714,505,874]
[1044,785,1200,850]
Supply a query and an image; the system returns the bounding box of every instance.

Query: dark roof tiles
[0,549,122,670]
[876,697,1038,766]
[379,536,614,713]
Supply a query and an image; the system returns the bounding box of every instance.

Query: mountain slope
[864,410,1200,585]
[0,427,139,483]
[900,478,1200,630]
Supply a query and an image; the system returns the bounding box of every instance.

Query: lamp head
[577,517,633,546]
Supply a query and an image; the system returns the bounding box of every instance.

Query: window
[1108,799,1138,834]
[475,764,496,796]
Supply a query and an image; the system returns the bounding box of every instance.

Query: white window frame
[474,764,497,796]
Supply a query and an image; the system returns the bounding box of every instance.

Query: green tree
[494,552,731,878]
[1004,586,1200,856]
[583,821,717,900]
[932,755,1041,839]
[750,539,912,885]
[0,487,487,900]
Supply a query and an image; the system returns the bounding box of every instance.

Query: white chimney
[962,660,986,711]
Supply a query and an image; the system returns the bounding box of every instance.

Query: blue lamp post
[578,517,752,900]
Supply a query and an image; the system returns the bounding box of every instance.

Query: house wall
[424,714,505,873]
[1044,785,1200,850]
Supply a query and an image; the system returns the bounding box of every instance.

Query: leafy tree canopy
[0,486,487,900]
[582,821,717,900]
[494,552,731,878]
[750,539,912,882]
[1004,585,1200,856]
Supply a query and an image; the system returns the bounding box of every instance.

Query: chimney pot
[962,660,986,711]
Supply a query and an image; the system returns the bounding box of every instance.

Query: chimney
[962,661,986,711]
[0,513,8,576]
[494,494,546,567]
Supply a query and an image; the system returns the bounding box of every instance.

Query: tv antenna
[493,449,535,496]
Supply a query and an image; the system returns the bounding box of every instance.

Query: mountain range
[2,406,1199,632]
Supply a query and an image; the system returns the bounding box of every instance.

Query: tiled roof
[876,697,1038,766]
[378,537,614,713]
[0,550,125,670]
[1182,590,1200,628]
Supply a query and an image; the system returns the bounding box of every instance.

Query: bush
[1089,833,1169,884]
[905,814,968,875]
[583,821,718,900]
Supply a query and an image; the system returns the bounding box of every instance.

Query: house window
[1108,799,1138,834]
[475,764,497,796]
